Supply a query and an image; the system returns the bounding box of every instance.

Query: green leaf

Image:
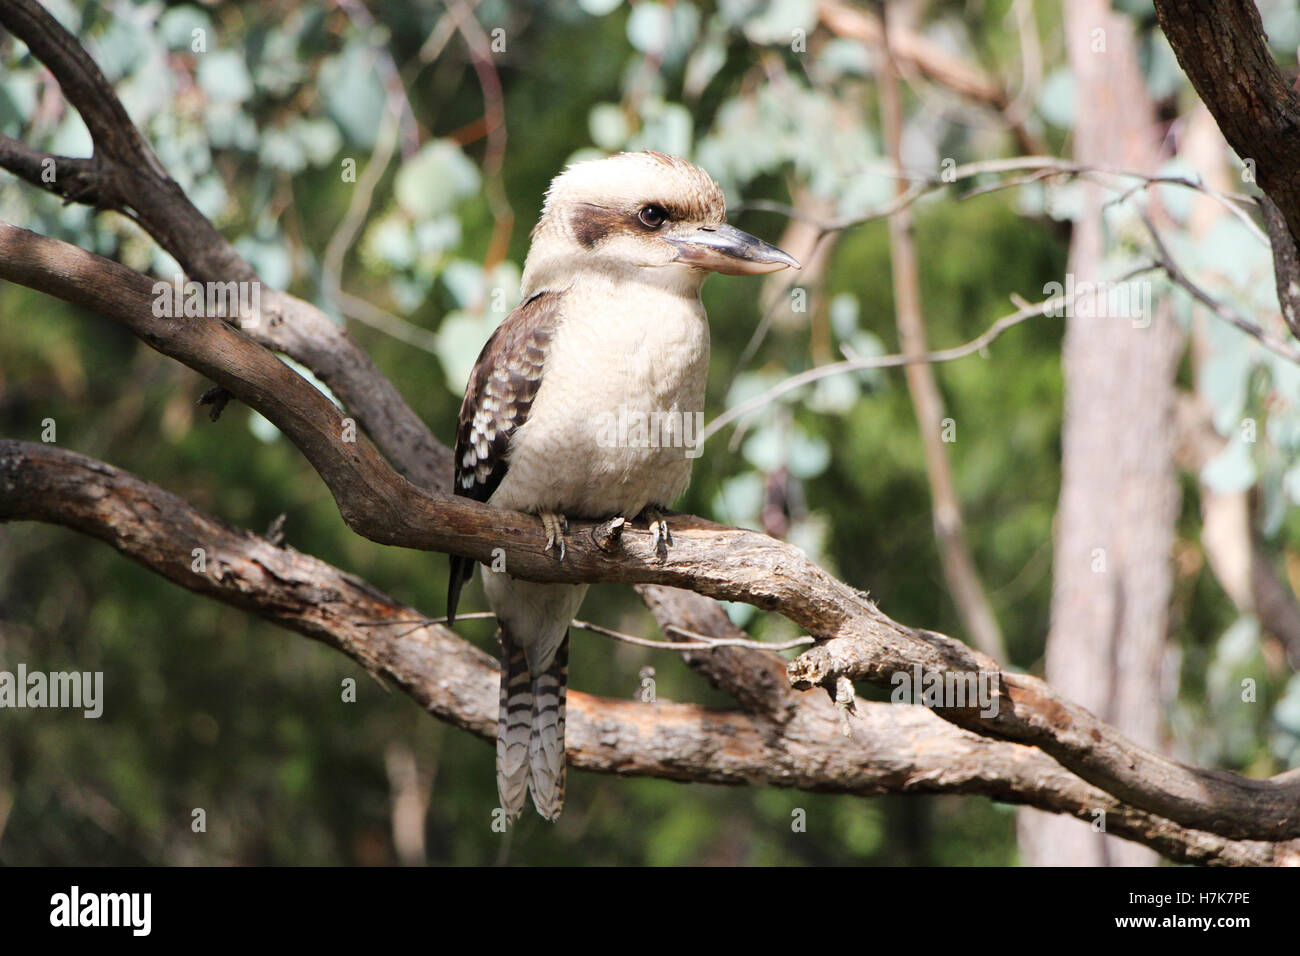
[89,17,144,83]
[816,38,872,78]
[1198,323,1252,436]
[588,103,629,150]
[578,0,624,15]
[712,471,764,524]
[627,2,672,53]
[630,101,693,157]
[291,118,342,166]
[1201,433,1257,494]
[319,43,386,148]
[394,140,481,220]
[259,127,307,172]
[683,38,727,97]
[234,238,292,289]
[158,6,212,51]
[363,214,416,270]
[197,50,254,104]
[1036,69,1074,129]
[788,429,830,478]
[442,260,488,309]
[436,311,498,392]
[742,0,816,46]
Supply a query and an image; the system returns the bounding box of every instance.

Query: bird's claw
[541,512,568,560]
[645,507,673,554]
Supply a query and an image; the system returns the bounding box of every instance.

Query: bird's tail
[528,633,569,820]
[496,627,532,821]
[447,554,474,625]
[495,625,569,822]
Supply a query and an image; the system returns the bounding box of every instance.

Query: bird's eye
[638,204,668,229]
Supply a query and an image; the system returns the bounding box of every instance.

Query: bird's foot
[540,511,569,560]
[642,507,673,555]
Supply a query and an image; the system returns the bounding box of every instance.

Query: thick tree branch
[1152,1,1300,236]
[636,585,799,723]
[2,439,1293,866]
[1153,0,1300,315]
[0,0,451,491]
[4,0,1297,853]
[2,223,1298,843]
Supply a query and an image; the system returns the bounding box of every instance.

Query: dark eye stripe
[568,201,691,247]
[569,204,629,247]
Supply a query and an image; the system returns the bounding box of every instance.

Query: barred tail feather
[528,633,569,821]
[496,628,532,821]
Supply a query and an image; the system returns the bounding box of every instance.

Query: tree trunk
[1017,0,1183,867]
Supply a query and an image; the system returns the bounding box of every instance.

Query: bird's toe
[540,511,568,560]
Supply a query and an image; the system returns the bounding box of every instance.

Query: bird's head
[522,150,799,295]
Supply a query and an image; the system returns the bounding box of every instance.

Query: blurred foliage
[1,0,1297,865]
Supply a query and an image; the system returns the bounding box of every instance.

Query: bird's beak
[668,223,801,275]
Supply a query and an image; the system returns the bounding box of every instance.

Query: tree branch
[2,439,1293,866]
[1153,0,1300,248]
[0,0,452,491]
[2,222,1298,842]
[4,0,1298,853]
[1153,0,1300,355]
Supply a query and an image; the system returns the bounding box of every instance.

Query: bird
[447,150,798,822]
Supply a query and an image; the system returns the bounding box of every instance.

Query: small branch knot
[591,516,625,553]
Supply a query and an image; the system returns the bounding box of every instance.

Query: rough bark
[1153,0,1300,253]
[3,222,1300,843]
[1,0,1298,858]
[3,439,1294,866]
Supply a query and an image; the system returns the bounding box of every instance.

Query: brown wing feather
[447,290,564,622]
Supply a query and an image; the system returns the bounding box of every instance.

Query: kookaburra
[447,150,798,821]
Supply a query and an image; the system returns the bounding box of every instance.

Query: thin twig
[732,157,1261,236]
[701,291,1066,446]
[1137,208,1300,364]
[356,612,813,652]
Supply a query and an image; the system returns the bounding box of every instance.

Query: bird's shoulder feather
[453,289,565,502]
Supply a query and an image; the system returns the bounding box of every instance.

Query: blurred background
[1,0,1298,865]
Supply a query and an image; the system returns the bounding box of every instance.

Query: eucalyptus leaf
[627,3,672,53]
[588,104,629,151]
[742,0,816,46]
[1036,69,1075,129]
[319,43,386,148]
[578,0,624,15]
[395,140,481,220]
[1201,433,1257,494]
[197,50,254,104]
[437,311,500,392]
[712,471,765,525]
[787,429,831,478]
[158,6,212,51]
